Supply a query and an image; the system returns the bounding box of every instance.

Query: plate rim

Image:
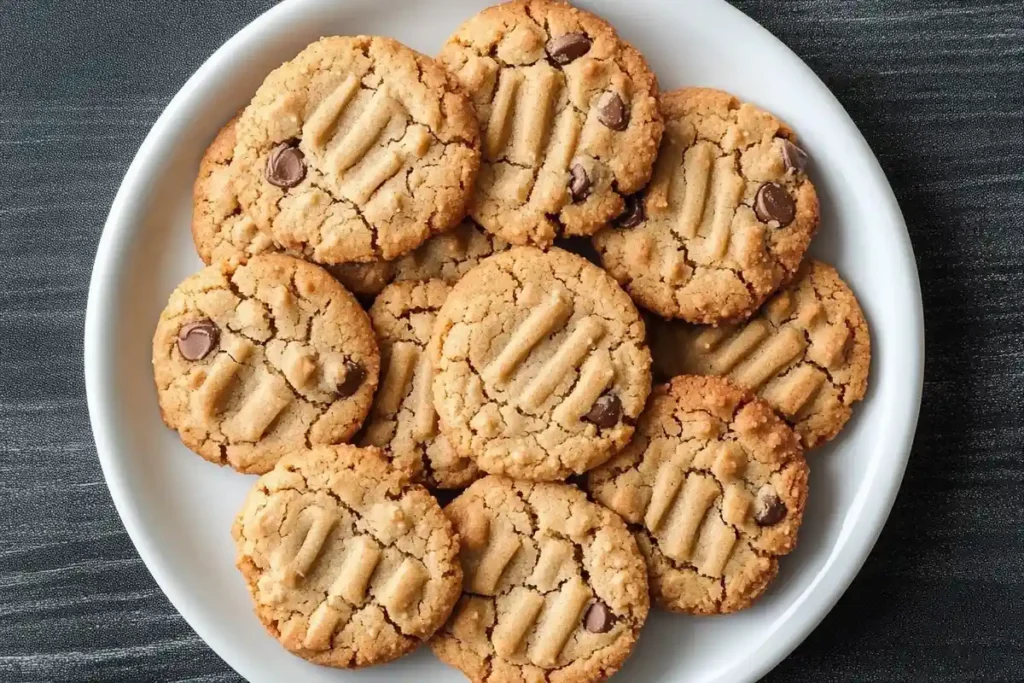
[84,0,924,681]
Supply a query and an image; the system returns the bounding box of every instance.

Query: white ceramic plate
[85,0,923,681]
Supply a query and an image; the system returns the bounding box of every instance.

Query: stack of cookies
[152,1,871,680]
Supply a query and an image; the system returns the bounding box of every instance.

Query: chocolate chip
[546,33,592,65]
[780,139,808,173]
[597,92,629,131]
[753,486,787,526]
[583,600,614,633]
[568,163,592,202]
[754,182,796,226]
[335,360,366,398]
[584,394,622,428]
[177,319,219,361]
[614,193,645,228]
[265,141,306,188]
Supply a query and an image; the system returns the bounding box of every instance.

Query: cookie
[361,279,480,488]
[391,219,510,285]
[651,259,871,449]
[430,476,649,682]
[152,254,379,474]
[232,445,462,668]
[191,113,276,265]
[232,36,480,264]
[438,0,663,247]
[431,246,652,480]
[593,87,819,324]
[191,115,396,297]
[324,261,398,298]
[192,115,504,297]
[587,376,808,614]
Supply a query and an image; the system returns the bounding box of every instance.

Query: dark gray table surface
[1,0,1022,681]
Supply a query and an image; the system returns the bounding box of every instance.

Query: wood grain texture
[0,0,1021,681]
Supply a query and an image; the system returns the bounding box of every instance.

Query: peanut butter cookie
[361,279,480,488]
[233,36,480,264]
[651,259,871,448]
[152,254,379,473]
[593,87,819,324]
[588,376,809,614]
[431,476,649,682]
[431,246,652,480]
[232,445,462,667]
[438,0,663,247]
[191,115,396,297]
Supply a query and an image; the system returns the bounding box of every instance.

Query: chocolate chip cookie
[430,246,652,480]
[430,476,649,682]
[232,445,462,668]
[587,375,808,614]
[593,87,819,324]
[191,115,397,297]
[438,0,663,247]
[152,254,379,473]
[191,113,276,266]
[651,259,871,449]
[361,279,480,488]
[232,36,480,264]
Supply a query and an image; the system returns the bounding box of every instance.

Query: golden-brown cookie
[191,113,276,265]
[192,111,507,299]
[593,87,819,324]
[438,0,663,247]
[431,476,649,682]
[232,445,462,668]
[588,376,809,614]
[431,246,652,481]
[391,219,511,285]
[232,36,480,264]
[651,259,871,449]
[152,254,379,473]
[361,279,480,488]
[190,115,396,297]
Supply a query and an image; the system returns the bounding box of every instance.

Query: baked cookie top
[191,115,396,297]
[232,445,462,668]
[593,87,819,324]
[192,113,277,265]
[438,0,663,247]
[233,36,480,264]
[391,219,511,285]
[361,279,481,489]
[431,476,649,683]
[152,254,379,474]
[430,246,652,480]
[652,259,871,449]
[587,376,809,614]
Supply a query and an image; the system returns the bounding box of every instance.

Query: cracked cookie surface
[192,113,274,265]
[336,218,515,298]
[233,36,480,265]
[390,219,512,286]
[587,375,808,614]
[593,87,819,324]
[195,115,509,298]
[152,254,379,474]
[430,476,649,683]
[191,115,397,297]
[361,279,481,489]
[438,0,663,247]
[232,445,462,668]
[431,246,652,481]
[651,259,871,449]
